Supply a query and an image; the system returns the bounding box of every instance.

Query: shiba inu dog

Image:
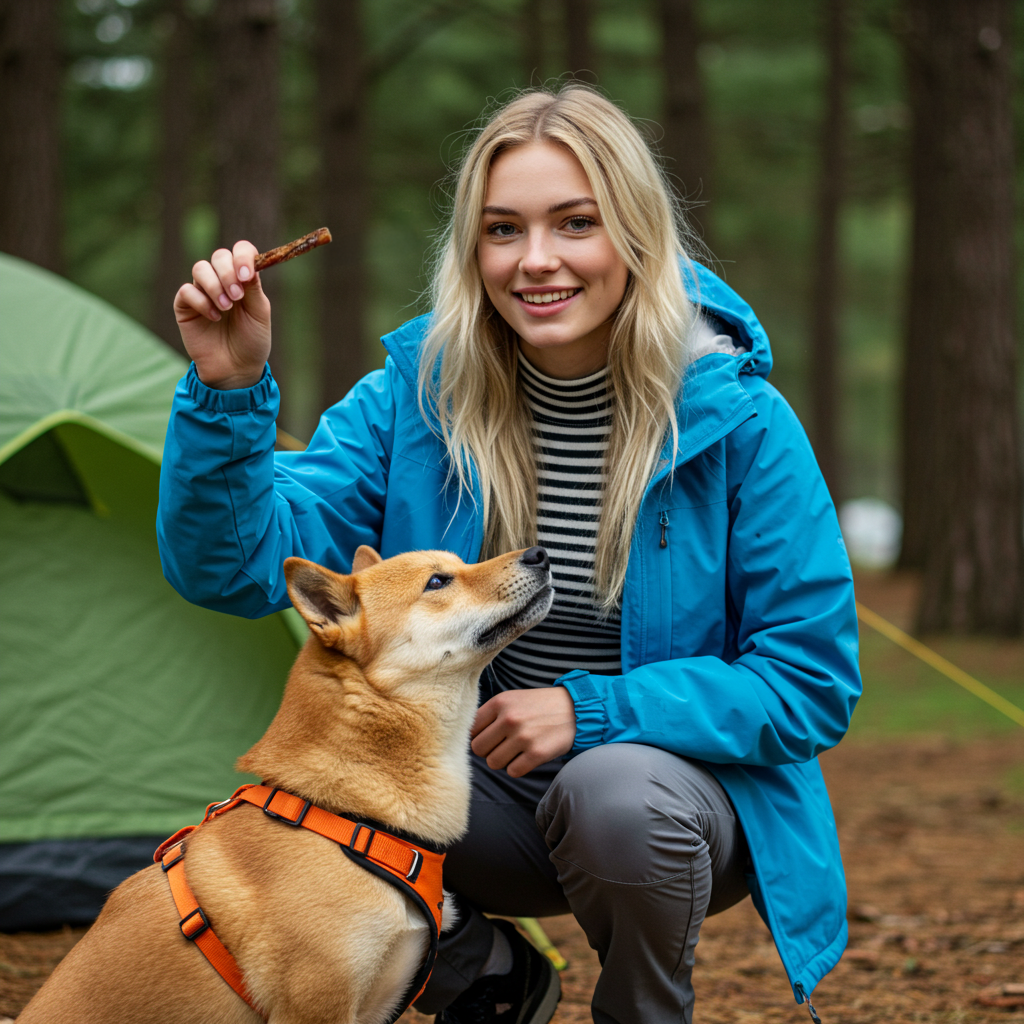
[18,545,553,1024]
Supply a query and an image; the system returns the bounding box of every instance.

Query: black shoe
[435,918,561,1024]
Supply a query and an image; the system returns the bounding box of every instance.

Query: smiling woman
[422,89,695,614]
[159,85,860,1024]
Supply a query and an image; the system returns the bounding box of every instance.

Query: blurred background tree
[0,0,63,273]
[898,0,1022,633]
[1,0,1021,634]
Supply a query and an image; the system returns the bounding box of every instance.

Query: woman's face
[478,141,629,379]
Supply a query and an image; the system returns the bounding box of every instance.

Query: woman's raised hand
[173,240,271,390]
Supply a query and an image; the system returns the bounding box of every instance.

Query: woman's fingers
[175,282,221,323]
[470,689,576,777]
[233,239,258,283]
[187,241,261,314]
[210,247,244,303]
[191,258,233,311]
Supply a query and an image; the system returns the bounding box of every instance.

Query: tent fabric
[0,836,167,930]
[0,254,302,925]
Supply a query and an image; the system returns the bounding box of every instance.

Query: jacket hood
[381,259,772,389]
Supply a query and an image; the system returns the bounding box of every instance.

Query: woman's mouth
[514,288,582,316]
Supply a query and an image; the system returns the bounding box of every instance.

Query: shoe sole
[521,956,561,1024]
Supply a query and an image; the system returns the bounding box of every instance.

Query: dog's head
[283,546,553,686]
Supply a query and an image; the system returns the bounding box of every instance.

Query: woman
[160,87,860,1024]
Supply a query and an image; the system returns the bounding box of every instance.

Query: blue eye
[425,574,452,591]
[487,222,518,237]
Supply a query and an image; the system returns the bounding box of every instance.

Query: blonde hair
[420,86,697,610]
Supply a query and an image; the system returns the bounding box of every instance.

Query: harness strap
[154,784,445,1020]
[160,839,261,1014]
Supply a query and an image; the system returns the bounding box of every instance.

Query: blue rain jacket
[157,261,860,1004]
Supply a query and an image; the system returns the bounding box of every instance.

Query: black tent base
[0,836,165,931]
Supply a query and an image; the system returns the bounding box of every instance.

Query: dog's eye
[424,573,452,591]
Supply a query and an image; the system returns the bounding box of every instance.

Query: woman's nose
[519,229,560,276]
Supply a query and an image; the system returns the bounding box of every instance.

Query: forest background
[1,6,1023,1017]
[2,0,1024,634]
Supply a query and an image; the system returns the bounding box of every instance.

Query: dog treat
[254,227,332,272]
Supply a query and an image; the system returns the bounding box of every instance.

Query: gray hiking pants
[415,742,750,1023]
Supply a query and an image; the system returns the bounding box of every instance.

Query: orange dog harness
[154,784,445,1019]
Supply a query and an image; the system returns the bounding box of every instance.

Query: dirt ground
[2,570,1022,1022]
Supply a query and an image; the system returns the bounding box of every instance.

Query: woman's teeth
[520,289,578,304]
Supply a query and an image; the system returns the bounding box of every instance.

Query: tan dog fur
[18,546,553,1024]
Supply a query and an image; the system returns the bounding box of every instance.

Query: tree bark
[657,0,713,246]
[562,0,596,83]
[900,0,1023,634]
[150,0,192,354]
[315,0,368,411]
[0,0,62,273]
[808,0,848,501]
[213,0,287,403]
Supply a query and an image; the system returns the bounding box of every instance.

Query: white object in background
[839,498,903,569]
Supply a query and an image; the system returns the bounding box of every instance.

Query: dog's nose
[521,546,550,570]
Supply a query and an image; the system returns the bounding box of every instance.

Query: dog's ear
[351,545,383,573]
[284,557,359,649]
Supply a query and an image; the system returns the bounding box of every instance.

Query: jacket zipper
[659,510,669,549]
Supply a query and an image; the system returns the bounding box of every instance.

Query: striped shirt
[489,354,622,690]
[486,316,745,694]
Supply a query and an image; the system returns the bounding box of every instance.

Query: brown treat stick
[254,227,332,272]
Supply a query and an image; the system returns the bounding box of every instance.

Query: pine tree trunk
[808,0,848,501]
[562,0,596,83]
[150,0,191,355]
[315,0,368,411]
[0,0,62,273]
[901,0,1023,634]
[657,0,713,246]
[213,0,286,406]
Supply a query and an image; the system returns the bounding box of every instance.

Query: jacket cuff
[185,363,276,413]
[557,670,608,752]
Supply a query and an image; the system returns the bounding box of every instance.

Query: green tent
[0,253,302,928]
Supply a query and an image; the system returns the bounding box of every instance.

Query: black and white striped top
[489,354,622,690]
[486,317,745,693]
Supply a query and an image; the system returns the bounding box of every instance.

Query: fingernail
[218,294,231,309]
[209,310,222,321]
[238,266,251,281]
[229,284,243,300]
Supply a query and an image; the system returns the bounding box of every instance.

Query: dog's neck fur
[236,638,479,847]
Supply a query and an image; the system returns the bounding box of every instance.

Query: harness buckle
[262,788,311,827]
[406,848,423,882]
[347,823,376,856]
[161,844,185,872]
[179,907,209,940]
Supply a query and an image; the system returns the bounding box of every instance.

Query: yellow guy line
[856,602,1024,729]
[517,918,568,971]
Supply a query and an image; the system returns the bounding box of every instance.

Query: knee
[537,744,704,882]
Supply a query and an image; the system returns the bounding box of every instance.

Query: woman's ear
[351,545,383,573]
[283,557,359,649]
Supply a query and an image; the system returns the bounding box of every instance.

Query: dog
[18,544,553,1024]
